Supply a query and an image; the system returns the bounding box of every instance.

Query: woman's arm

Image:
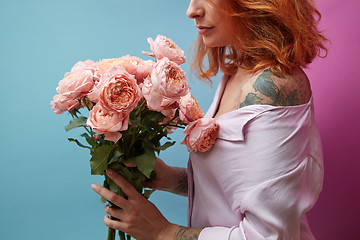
[92,168,200,240]
[143,158,188,196]
[173,226,201,240]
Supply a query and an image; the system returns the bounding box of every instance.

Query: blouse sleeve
[196,105,324,240]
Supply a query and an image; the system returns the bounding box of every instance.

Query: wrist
[167,167,188,196]
[159,224,203,240]
[157,223,179,240]
[165,166,182,190]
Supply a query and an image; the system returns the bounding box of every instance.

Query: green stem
[166,124,185,129]
[119,231,126,240]
[83,125,94,137]
[107,227,115,240]
[82,97,92,111]
[125,100,147,158]
[126,126,142,158]
[136,99,146,116]
[160,108,187,129]
[127,135,138,157]
[70,111,77,119]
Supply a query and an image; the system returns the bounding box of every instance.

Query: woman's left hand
[91,168,176,240]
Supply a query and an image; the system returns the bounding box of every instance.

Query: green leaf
[147,118,165,133]
[143,189,155,199]
[105,163,134,198]
[135,148,156,178]
[130,117,141,127]
[132,178,143,194]
[108,148,124,165]
[151,133,164,146]
[90,145,113,175]
[155,141,175,152]
[103,178,109,189]
[65,116,88,131]
[108,163,133,182]
[98,196,107,204]
[106,175,125,197]
[67,138,92,150]
[147,110,165,122]
[141,110,166,134]
[99,179,110,203]
[80,133,97,147]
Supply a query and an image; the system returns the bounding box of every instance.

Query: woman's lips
[197,26,214,35]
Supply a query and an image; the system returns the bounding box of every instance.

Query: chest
[214,77,249,117]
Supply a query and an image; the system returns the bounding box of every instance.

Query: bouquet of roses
[50,35,208,240]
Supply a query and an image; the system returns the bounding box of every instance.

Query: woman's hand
[144,158,188,196]
[91,168,177,240]
[125,158,189,196]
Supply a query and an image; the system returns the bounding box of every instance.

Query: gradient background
[0,0,358,239]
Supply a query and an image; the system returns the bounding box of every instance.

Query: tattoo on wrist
[175,226,200,240]
[171,167,188,196]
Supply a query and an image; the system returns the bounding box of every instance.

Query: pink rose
[160,108,177,120]
[142,78,177,111]
[96,58,126,75]
[136,59,154,84]
[97,66,142,113]
[178,93,204,123]
[164,125,177,134]
[118,55,154,84]
[159,108,177,125]
[181,118,218,152]
[145,35,185,65]
[50,94,82,114]
[86,79,102,103]
[87,104,129,143]
[71,60,97,73]
[95,56,153,84]
[151,57,189,100]
[56,70,95,100]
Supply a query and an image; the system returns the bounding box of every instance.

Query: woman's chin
[201,37,228,48]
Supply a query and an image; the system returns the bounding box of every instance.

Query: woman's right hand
[144,158,188,196]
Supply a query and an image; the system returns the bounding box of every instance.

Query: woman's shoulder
[238,68,312,108]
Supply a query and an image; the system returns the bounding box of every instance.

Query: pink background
[305,0,360,239]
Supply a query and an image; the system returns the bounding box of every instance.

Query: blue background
[0,0,218,239]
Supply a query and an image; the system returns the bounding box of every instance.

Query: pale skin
[92,0,312,239]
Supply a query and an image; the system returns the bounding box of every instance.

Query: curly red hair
[190,0,328,81]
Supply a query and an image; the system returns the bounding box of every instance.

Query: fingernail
[91,184,99,190]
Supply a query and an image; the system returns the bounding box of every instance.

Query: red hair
[190,0,328,81]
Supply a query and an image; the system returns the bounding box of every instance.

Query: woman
[91,0,327,239]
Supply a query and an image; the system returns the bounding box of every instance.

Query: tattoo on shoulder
[253,69,280,101]
[239,93,263,108]
[171,168,188,196]
[175,226,200,240]
[238,69,302,108]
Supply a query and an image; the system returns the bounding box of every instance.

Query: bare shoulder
[238,68,312,108]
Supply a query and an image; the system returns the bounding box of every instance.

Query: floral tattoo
[238,69,310,108]
[175,226,201,240]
